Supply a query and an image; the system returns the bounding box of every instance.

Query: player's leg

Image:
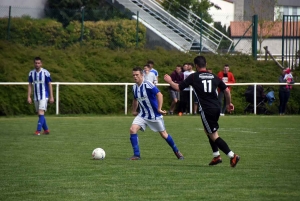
[41,99,50,134]
[129,116,145,160]
[148,118,184,159]
[34,100,46,135]
[169,90,177,115]
[201,108,240,167]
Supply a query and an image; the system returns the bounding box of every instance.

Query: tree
[161,0,218,24]
[45,0,128,26]
[247,0,280,55]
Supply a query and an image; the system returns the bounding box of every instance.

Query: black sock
[207,135,218,152]
[215,137,231,155]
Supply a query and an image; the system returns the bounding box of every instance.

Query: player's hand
[164,74,172,83]
[49,97,54,104]
[158,109,167,115]
[27,97,32,104]
[132,111,138,116]
[226,103,234,113]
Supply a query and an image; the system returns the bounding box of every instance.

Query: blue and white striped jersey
[28,68,52,101]
[133,80,162,120]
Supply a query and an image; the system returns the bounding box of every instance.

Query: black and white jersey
[179,71,227,111]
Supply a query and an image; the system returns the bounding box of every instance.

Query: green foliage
[45,0,129,26]
[161,0,213,23]
[0,17,146,49]
[1,39,300,116]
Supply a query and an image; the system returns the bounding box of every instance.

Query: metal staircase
[106,0,233,53]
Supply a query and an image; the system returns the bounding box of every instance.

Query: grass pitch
[0,115,300,201]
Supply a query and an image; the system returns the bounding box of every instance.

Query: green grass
[0,115,300,201]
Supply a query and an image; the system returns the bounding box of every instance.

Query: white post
[125,83,128,115]
[189,85,193,114]
[56,83,59,115]
[253,83,257,115]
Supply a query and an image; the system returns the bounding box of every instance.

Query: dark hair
[188,62,194,67]
[176,65,182,68]
[224,64,229,67]
[132,66,143,74]
[34,57,42,61]
[144,64,150,68]
[194,56,206,68]
[147,60,154,65]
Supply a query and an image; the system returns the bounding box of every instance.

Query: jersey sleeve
[218,79,227,91]
[44,70,52,83]
[28,71,33,83]
[179,73,193,91]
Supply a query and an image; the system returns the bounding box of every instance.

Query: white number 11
[202,80,212,92]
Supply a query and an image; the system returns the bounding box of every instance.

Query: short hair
[194,56,206,68]
[132,66,143,74]
[34,57,42,61]
[224,64,229,67]
[143,64,150,68]
[147,60,154,65]
[176,65,182,68]
[188,62,194,67]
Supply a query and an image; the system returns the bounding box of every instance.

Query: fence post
[56,83,60,115]
[80,6,85,45]
[199,12,202,53]
[136,11,139,48]
[252,15,258,60]
[6,6,11,40]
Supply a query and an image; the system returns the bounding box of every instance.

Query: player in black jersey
[164,55,240,168]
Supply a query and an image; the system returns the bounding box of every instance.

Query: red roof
[230,21,300,37]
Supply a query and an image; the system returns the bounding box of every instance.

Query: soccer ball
[92,148,106,160]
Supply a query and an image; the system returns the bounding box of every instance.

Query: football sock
[165,134,179,152]
[130,134,140,157]
[37,115,45,131]
[207,135,219,153]
[214,137,231,155]
[42,117,48,131]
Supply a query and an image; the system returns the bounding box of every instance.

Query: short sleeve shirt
[179,71,227,110]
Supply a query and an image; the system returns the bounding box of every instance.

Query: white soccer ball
[92,148,106,160]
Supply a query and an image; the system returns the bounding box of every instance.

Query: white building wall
[233,38,299,56]
[0,0,47,18]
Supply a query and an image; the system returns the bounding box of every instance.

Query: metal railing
[1,82,299,115]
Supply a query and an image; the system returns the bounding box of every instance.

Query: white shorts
[132,116,166,132]
[34,99,48,112]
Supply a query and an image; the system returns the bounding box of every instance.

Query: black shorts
[199,108,220,134]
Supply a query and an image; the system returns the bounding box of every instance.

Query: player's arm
[132,99,138,116]
[164,74,180,91]
[224,88,234,112]
[27,83,32,104]
[48,82,54,103]
[156,92,166,115]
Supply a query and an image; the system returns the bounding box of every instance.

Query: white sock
[213,151,220,157]
[227,151,234,158]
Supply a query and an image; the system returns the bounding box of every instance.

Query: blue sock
[130,134,140,157]
[37,115,45,131]
[42,117,48,131]
[165,134,179,152]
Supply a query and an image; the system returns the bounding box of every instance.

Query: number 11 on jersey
[202,80,212,92]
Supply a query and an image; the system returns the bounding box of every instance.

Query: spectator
[147,60,158,83]
[168,65,184,115]
[217,64,235,116]
[181,63,195,114]
[278,68,294,115]
[143,64,157,85]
